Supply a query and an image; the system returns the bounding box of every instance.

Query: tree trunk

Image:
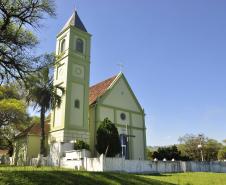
[105,145,109,157]
[40,106,46,155]
[37,106,45,167]
[14,143,19,166]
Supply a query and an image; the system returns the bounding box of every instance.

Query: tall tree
[0,0,55,82]
[0,84,29,156]
[178,134,222,161]
[223,139,226,145]
[218,147,226,161]
[26,55,64,160]
[218,139,226,161]
[204,139,222,161]
[178,134,206,161]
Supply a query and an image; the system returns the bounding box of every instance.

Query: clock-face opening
[75,67,82,75]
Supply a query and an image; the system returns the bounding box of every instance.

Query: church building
[49,11,147,160]
[14,10,147,164]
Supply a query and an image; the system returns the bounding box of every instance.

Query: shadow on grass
[138,173,173,177]
[99,172,176,185]
[0,169,177,185]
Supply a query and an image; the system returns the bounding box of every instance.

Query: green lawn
[0,166,226,185]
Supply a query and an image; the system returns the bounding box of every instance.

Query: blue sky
[34,0,226,146]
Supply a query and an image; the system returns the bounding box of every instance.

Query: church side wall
[89,106,96,156]
[97,76,146,160]
[95,104,146,160]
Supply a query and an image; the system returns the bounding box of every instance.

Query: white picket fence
[2,154,226,173]
[28,155,226,173]
[98,157,226,173]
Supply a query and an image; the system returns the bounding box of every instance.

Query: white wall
[101,158,226,173]
[103,158,182,173]
[28,154,226,173]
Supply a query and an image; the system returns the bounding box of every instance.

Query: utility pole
[198,134,204,162]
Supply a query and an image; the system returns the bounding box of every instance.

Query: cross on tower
[74,0,78,11]
[117,63,124,72]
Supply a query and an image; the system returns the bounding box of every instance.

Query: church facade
[49,11,147,160]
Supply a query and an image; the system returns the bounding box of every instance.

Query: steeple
[51,5,91,144]
[60,11,87,33]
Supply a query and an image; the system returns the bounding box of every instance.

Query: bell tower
[50,11,91,145]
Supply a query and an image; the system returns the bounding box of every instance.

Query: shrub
[74,140,89,150]
[218,147,226,160]
[95,118,121,157]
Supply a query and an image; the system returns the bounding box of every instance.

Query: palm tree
[26,56,64,164]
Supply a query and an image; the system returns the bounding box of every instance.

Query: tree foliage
[0,84,28,156]
[152,145,189,161]
[218,139,226,161]
[0,0,55,82]
[205,139,223,161]
[178,134,222,161]
[74,140,89,150]
[218,146,226,160]
[146,148,154,160]
[0,85,28,128]
[96,118,121,157]
[178,134,203,161]
[223,139,226,145]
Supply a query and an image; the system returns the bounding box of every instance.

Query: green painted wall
[90,74,147,160]
[14,133,49,165]
[89,106,96,156]
[50,25,91,142]
[27,135,40,159]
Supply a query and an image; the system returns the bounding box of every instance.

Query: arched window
[74,99,80,109]
[76,38,84,53]
[60,39,66,53]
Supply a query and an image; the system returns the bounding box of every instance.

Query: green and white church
[49,11,147,160]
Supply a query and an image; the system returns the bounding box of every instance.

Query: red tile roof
[29,123,50,135]
[16,123,50,138]
[89,75,117,105]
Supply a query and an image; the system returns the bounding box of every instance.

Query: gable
[16,123,50,138]
[101,75,142,113]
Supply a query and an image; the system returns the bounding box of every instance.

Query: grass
[0,166,226,185]
[142,172,226,185]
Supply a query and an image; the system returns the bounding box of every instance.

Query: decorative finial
[117,63,124,72]
[74,0,77,11]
